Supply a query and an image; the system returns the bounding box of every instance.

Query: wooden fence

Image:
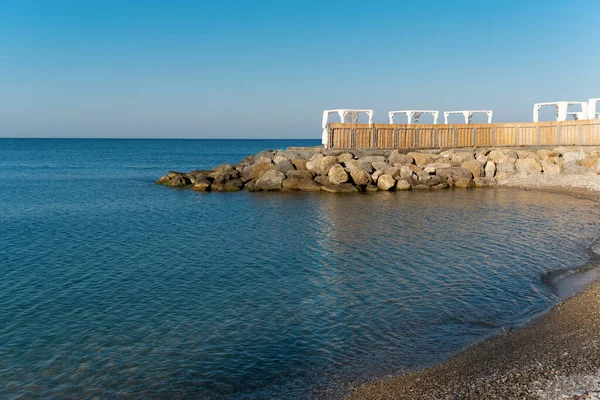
[326,120,600,149]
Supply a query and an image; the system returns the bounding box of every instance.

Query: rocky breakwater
[156,146,600,193]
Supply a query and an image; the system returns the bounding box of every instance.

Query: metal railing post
[351,128,356,149]
[394,128,399,148]
[373,128,378,148]
[473,127,478,148]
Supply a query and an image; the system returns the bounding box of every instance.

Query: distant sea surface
[1,138,599,399]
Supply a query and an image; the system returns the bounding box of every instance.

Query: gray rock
[314,175,330,186]
[321,183,359,193]
[286,170,314,179]
[255,170,285,190]
[211,178,244,192]
[371,161,392,173]
[328,164,349,184]
[282,177,321,191]
[377,174,396,191]
[436,167,473,181]
[274,160,294,174]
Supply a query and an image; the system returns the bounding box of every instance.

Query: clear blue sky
[1,0,599,138]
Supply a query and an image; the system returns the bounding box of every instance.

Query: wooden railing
[326,120,600,149]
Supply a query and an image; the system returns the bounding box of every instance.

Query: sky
[1,0,599,138]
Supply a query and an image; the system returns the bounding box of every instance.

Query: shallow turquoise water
[1,139,599,399]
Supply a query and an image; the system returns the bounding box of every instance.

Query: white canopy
[444,110,493,124]
[389,110,439,124]
[588,98,600,120]
[322,109,374,146]
[533,101,588,122]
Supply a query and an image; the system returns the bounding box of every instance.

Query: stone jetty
[156,146,600,193]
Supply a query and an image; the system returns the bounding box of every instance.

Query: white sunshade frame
[444,110,493,124]
[388,110,439,124]
[322,109,374,146]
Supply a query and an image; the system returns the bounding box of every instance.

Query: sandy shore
[348,183,600,400]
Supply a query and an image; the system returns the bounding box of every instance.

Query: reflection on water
[1,139,599,399]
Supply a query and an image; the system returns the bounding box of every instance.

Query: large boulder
[388,151,414,165]
[417,171,443,186]
[337,153,355,163]
[328,164,349,184]
[408,152,432,166]
[515,158,542,175]
[461,160,484,178]
[255,170,285,190]
[243,160,274,180]
[191,177,211,191]
[345,159,373,173]
[306,155,337,175]
[451,152,475,164]
[371,161,393,173]
[396,179,412,191]
[349,168,371,186]
[282,177,321,191]
[484,160,496,178]
[274,160,294,174]
[377,174,396,191]
[436,167,473,181]
[487,149,504,163]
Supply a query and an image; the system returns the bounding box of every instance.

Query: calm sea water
[1,139,599,399]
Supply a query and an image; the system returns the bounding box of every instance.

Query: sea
[1,138,599,399]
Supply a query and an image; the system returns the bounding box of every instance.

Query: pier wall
[326,120,600,149]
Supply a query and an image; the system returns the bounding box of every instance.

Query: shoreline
[156,145,600,398]
[347,186,600,400]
